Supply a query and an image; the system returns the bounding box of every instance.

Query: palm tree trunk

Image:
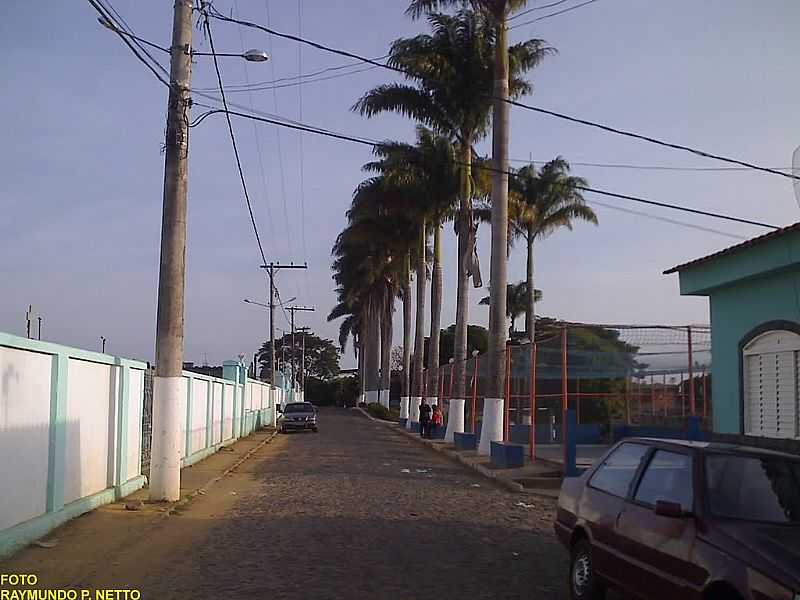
[357,339,364,406]
[379,295,393,409]
[427,222,443,407]
[401,252,412,421]
[410,220,427,428]
[480,13,510,456]
[448,141,472,442]
[364,301,380,404]
[525,230,536,342]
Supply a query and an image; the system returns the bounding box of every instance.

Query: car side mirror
[654,500,688,518]
[277,405,283,413]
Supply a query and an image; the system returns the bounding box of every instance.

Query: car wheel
[312,427,318,433]
[570,540,605,600]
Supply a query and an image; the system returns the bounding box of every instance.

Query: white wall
[0,346,51,531]
[64,359,113,505]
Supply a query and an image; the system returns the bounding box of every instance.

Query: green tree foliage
[257,330,341,382]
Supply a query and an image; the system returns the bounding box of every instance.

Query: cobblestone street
[4,409,568,599]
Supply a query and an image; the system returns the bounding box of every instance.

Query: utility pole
[37,317,42,341]
[259,262,307,386]
[100,336,107,353]
[26,305,32,339]
[286,306,314,399]
[150,0,193,502]
[298,326,310,393]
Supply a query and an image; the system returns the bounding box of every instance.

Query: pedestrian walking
[419,401,432,438]
[431,404,443,439]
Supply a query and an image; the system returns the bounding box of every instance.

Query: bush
[366,402,393,421]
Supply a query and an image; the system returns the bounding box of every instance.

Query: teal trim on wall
[708,271,800,433]
[205,380,212,449]
[46,354,68,513]
[114,363,130,488]
[677,230,800,296]
[0,476,145,560]
[0,332,147,370]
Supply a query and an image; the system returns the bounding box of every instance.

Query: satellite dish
[793,145,800,208]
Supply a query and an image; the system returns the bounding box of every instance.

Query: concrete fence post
[46,353,69,514]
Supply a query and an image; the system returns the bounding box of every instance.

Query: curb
[370,416,529,494]
[162,428,279,516]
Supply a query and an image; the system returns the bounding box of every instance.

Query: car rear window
[706,453,800,524]
[589,443,649,498]
[284,403,313,413]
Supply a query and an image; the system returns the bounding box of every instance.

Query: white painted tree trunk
[478,397,504,456]
[445,398,465,443]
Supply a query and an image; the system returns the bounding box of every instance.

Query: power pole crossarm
[259,262,307,387]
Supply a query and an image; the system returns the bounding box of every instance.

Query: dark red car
[555,438,800,600]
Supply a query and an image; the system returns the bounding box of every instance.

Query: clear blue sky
[2,0,799,368]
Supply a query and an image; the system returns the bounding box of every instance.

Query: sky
[2,0,799,370]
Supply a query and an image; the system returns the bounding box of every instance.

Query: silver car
[279,402,318,433]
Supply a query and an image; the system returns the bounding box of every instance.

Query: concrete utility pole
[37,317,42,341]
[298,326,310,392]
[100,336,107,353]
[286,306,314,398]
[26,305,32,339]
[150,0,193,502]
[259,262,307,386]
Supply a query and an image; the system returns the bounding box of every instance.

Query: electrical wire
[508,157,793,172]
[207,8,800,182]
[232,0,277,250]
[201,11,268,265]
[297,0,310,295]
[508,0,575,21]
[587,199,747,240]
[193,63,379,93]
[509,0,601,29]
[86,0,169,87]
[265,0,296,273]
[192,55,387,92]
[191,103,779,231]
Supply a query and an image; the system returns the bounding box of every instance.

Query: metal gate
[141,368,154,476]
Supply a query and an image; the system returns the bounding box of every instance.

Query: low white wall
[0,332,147,559]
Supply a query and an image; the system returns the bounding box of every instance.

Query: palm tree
[479,281,541,338]
[355,10,551,443]
[511,157,597,341]
[364,130,460,421]
[406,0,553,456]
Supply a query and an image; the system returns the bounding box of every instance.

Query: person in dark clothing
[419,401,432,438]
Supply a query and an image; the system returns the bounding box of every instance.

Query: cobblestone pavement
[136,408,567,600]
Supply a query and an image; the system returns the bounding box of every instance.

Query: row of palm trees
[328,2,597,453]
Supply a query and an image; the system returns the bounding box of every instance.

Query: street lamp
[190,48,270,62]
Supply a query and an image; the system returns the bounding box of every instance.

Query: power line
[504,98,800,182]
[201,11,268,265]
[297,0,311,296]
[193,63,379,93]
[587,199,747,240]
[207,8,800,182]
[264,0,295,278]
[192,56,386,92]
[509,0,574,21]
[232,0,277,249]
[508,157,793,172]
[192,103,778,231]
[86,0,169,87]
[509,0,601,29]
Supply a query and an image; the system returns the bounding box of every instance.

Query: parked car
[554,438,800,600]
[278,402,318,433]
